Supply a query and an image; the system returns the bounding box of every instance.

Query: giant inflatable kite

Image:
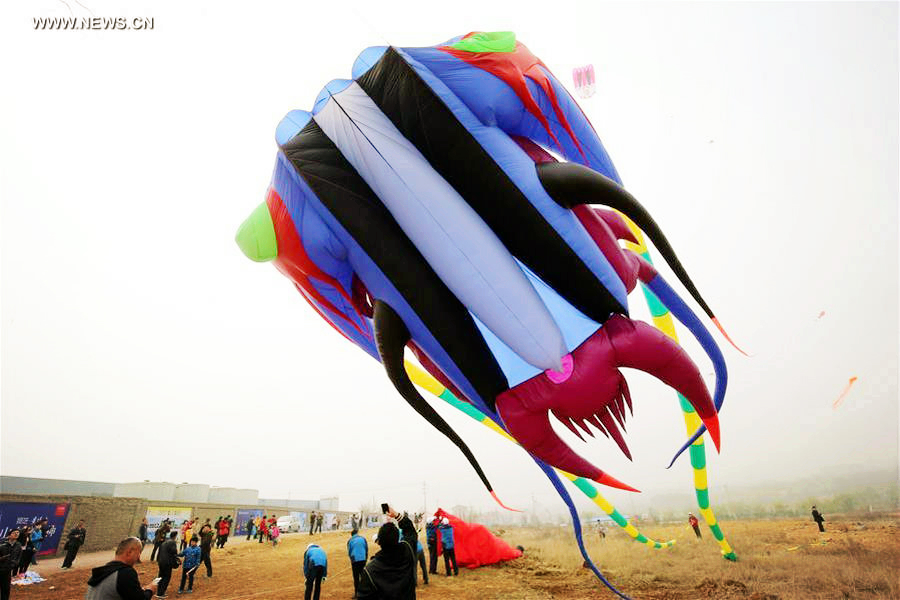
[237,32,738,597]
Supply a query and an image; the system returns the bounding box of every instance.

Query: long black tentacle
[373,299,495,494]
[537,161,715,319]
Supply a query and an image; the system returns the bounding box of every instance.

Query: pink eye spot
[546,354,574,384]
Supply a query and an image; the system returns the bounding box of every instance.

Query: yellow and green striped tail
[405,360,676,549]
[622,218,737,561]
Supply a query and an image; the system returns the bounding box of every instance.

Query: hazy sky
[2,1,897,516]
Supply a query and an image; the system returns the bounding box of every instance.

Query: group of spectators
[0,519,87,600]
[243,515,282,546]
[1,507,463,600]
[0,518,50,579]
[307,512,324,535]
[302,508,455,600]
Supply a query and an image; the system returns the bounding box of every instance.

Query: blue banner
[0,501,70,556]
[235,508,264,536]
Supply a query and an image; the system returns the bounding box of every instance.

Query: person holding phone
[84,537,157,599]
[356,505,418,599]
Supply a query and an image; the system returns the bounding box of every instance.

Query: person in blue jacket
[347,529,368,598]
[438,518,457,576]
[425,517,439,575]
[303,543,327,600]
[415,538,429,585]
[177,536,202,594]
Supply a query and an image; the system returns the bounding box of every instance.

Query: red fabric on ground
[434,509,522,568]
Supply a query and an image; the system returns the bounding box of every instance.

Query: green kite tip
[235,202,277,262]
[451,31,517,53]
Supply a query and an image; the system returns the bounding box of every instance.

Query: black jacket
[157,540,179,568]
[153,525,170,543]
[0,540,22,571]
[67,526,87,548]
[85,560,153,600]
[357,517,418,600]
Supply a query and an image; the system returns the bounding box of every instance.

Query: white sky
[1,1,897,516]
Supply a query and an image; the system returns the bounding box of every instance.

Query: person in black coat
[155,531,180,598]
[138,519,149,549]
[356,510,418,600]
[61,520,87,569]
[811,505,826,532]
[16,526,34,575]
[150,522,170,563]
[0,530,23,600]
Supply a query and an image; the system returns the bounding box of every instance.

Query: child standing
[270,524,281,547]
[177,537,202,594]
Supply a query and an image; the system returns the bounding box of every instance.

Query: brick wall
[0,493,147,554]
[0,494,351,556]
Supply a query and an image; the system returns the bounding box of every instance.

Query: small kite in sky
[572,64,595,98]
[832,376,858,409]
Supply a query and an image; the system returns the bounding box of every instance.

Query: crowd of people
[2,503,837,600]
[302,507,437,600]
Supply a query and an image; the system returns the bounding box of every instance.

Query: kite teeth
[610,400,627,432]
[599,408,632,460]
[621,380,634,415]
[558,415,586,442]
[574,417,595,438]
[586,413,609,438]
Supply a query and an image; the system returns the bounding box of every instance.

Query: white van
[276,515,301,533]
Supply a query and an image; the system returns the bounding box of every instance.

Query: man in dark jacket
[150,521,170,563]
[155,531,180,598]
[811,505,826,532]
[198,524,215,577]
[61,520,87,569]
[84,537,157,600]
[0,530,23,600]
[356,512,417,600]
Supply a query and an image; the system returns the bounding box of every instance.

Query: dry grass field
[15,513,899,599]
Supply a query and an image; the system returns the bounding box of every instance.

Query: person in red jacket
[688,513,701,539]
[258,517,269,544]
[216,516,231,549]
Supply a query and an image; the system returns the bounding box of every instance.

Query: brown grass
[16,514,900,599]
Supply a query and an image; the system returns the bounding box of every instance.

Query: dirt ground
[11,514,900,599]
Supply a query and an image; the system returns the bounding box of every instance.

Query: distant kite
[817,310,826,319]
[832,376,858,409]
[572,64,596,98]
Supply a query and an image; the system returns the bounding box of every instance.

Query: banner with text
[0,501,70,556]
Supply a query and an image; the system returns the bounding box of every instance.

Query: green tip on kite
[452,31,517,53]
[723,552,738,562]
[235,202,277,262]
